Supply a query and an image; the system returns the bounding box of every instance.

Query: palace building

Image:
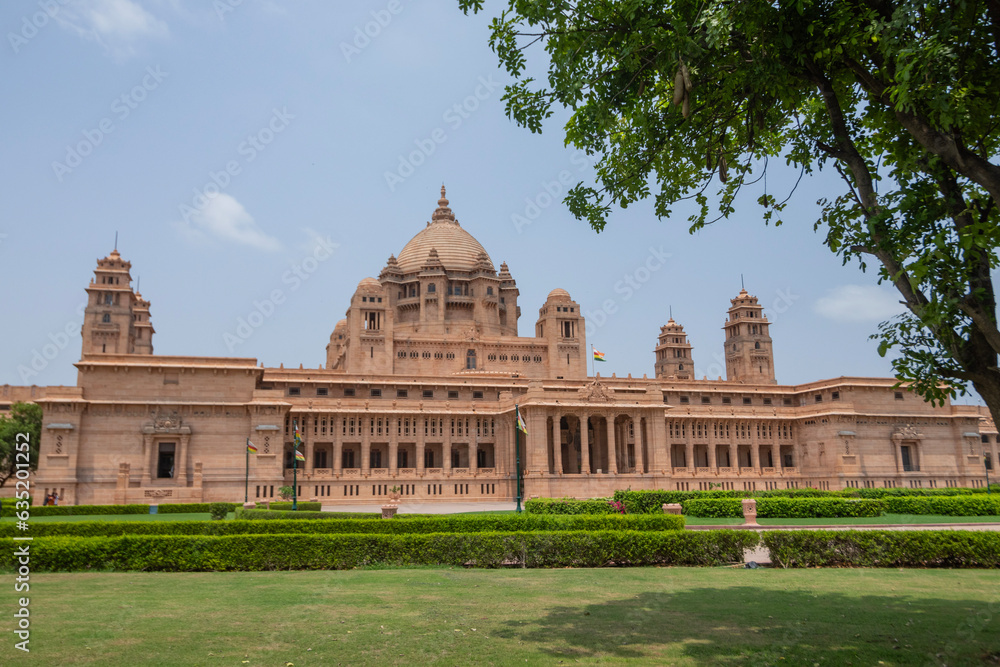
[27,188,998,505]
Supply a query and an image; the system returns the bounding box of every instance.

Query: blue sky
[0,0,976,404]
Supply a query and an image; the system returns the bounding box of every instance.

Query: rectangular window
[422,390,434,399]
[343,388,356,397]
[831,392,840,400]
[762,398,772,405]
[722,397,732,405]
[815,394,823,402]
[396,389,408,398]
[370,388,381,397]
[679,396,690,404]
[288,387,301,396]
[316,388,329,397]
[895,391,904,400]
[448,390,459,400]
[473,391,484,399]
[783,398,792,406]
[701,396,711,404]
[743,397,752,405]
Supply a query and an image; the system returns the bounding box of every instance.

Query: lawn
[2,568,998,666]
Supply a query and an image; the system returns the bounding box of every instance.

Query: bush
[209,503,229,521]
[681,498,883,518]
[14,504,151,517]
[1,529,756,572]
[881,495,1000,516]
[234,509,379,521]
[0,513,685,539]
[762,530,1000,568]
[524,498,618,514]
[267,502,323,512]
[158,503,238,514]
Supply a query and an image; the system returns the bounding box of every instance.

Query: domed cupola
[396,186,494,274]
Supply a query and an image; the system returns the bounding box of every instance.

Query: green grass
[3,568,999,666]
[684,513,1000,526]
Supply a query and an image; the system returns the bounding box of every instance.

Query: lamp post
[293,419,301,511]
[515,405,523,513]
[986,450,993,494]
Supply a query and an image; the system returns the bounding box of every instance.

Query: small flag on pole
[247,440,258,454]
[294,424,302,446]
[593,347,606,362]
[295,449,305,462]
[516,411,528,434]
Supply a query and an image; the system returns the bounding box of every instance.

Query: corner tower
[81,249,154,356]
[723,288,775,384]
[654,317,694,380]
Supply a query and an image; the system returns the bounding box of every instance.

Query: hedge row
[234,509,384,521]
[0,513,685,538]
[612,487,1000,513]
[682,498,884,519]
[880,495,1000,516]
[0,530,757,571]
[1,500,324,518]
[523,498,618,515]
[762,530,1000,568]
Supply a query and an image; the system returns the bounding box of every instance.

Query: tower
[81,249,154,356]
[654,317,694,379]
[723,288,775,384]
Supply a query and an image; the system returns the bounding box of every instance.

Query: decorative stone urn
[242,502,257,510]
[662,503,683,515]
[381,505,398,519]
[741,498,758,526]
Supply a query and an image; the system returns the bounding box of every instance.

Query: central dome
[396,187,493,274]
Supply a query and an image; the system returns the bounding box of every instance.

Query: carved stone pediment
[142,408,192,435]
[580,379,613,403]
[892,424,922,440]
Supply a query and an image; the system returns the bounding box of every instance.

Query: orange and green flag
[593,347,606,362]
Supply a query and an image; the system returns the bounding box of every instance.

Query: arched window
[427,283,436,293]
[486,286,494,295]
[102,313,111,323]
[755,342,761,349]
[466,349,477,370]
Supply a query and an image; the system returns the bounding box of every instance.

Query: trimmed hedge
[266,502,323,511]
[14,504,152,517]
[158,503,238,514]
[762,530,1000,568]
[681,498,883,519]
[880,495,1000,516]
[524,498,618,514]
[0,513,685,539]
[234,509,383,521]
[0,529,757,571]
[612,487,1000,513]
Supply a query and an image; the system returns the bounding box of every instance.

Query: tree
[458,0,1000,424]
[0,402,42,488]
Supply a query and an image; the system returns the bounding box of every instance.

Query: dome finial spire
[432,184,456,223]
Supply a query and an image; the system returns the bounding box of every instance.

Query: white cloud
[175,194,282,252]
[56,0,168,57]
[814,285,907,322]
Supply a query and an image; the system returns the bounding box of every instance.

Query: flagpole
[244,438,249,503]
[590,345,593,378]
[292,419,298,511]
[515,405,523,514]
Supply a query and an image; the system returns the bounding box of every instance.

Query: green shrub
[267,502,323,512]
[681,497,882,518]
[881,495,1000,516]
[0,513,685,538]
[158,503,238,514]
[762,530,1000,568]
[15,504,151,517]
[0,529,756,572]
[524,498,618,514]
[233,509,380,521]
[209,503,229,521]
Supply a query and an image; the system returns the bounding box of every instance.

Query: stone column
[142,434,154,484]
[606,415,617,474]
[650,417,667,472]
[361,416,371,476]
[991,439,999,480]
[707,422,718,471]
[443,417,452,473]
[773,442,782,472]
[729,421,738,470]
[416,417,426,476]
[389,416,398,476]
[750,423,761,472]
[580,414,591,474]
[684,420,694,471]
[633,414,645,474]
[176,434,189,485]
[333,416,343,476]
[304,414,314,475]
[551,413,562,474]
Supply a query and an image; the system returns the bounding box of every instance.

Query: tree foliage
[458,0,1000,422]
[0,402,42,488]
